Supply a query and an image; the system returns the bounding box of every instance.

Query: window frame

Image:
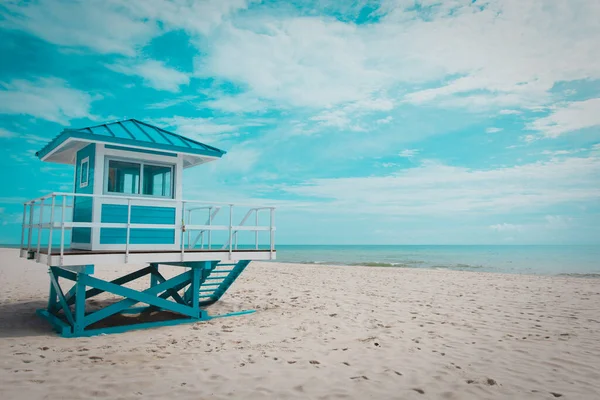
[103,156,175,199]
[79,157,90,189]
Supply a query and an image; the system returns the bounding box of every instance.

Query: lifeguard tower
[20,119,276,337]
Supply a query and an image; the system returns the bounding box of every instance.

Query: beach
[1,248,599,399]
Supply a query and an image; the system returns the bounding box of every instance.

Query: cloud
[0,0,157,56]
[280,155,600,216]
[0,128,16,138]
[146,95,198,109]
[209,145,260,174]
[398,149,419,158]
[486,127,503,133]
[201,93,269,113]
[155,116,238,142]
[499,109,522,115]
[107,60,190,92]
[490,223,523,232]
[526,98,600,138]
[541,149,582,156]
[192,1,600,114]
[376,116,393,124]
[120,0,253,36]
[0,77,97,123]
[0,0,252,56]
[310,109,365,131]
[0,128,47,143]
[195,17,392,110]
[544,215,573,227]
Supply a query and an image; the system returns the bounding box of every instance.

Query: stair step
[217,264,237,267]
[199,295,214,299]
[211,270,234,273]
[206,276,225,280]
[201,283,221,287]
[199,289,215,293]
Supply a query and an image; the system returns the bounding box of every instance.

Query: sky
[0,0,599,245]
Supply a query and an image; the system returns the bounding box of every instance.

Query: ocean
[272,245,600,277]
[4,244,598,277]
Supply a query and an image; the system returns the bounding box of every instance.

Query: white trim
[103,156,175,199]
[42,137,220,165]
[36,250,275,267]
[70,242,92,250]
[79,156,89,188]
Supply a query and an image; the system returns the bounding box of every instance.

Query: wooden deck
[22,247,276,267]
[35,248,275,256]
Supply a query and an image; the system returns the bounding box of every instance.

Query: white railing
[21,192,276,265]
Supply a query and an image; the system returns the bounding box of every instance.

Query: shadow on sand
[0,298,194,338]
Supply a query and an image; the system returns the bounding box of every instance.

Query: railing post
[20,203,27,251]
[180,201,186,261]
[46,194,56,265]
[27,202,34,252]
[60,195,66,266]
[125,198,131,263]
[270,208,275,259]
[186,209,191,250]
[228,204,233,260]
[36,197,45,262]
[208,207,212,250]
[255,209,259,250]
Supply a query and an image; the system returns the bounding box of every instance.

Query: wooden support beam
[48,269,75,326]
[66,266,153,306]
[149,264,186,305]
[82,270,195,327]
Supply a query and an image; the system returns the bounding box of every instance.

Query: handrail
[26,191,273,208]
[21,192,276,265]
[221,207,273,250]
[187,206,221,250]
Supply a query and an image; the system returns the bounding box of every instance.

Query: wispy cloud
[0,0,156,56]
[195,1,600,114]
[155,116,239,142]
[486,127,503,133]
[527,98,600,138]
[544,215,573,227]
[0,127,49,143]
[499,109,522,115]
[107,60,190,92]
[398,149,419,158]
[0,77,97,123]
[490,223,523,232]
[0,128,16,138]
[146,95,198,109]
[281,155,600,216]
[310,109,365,131]
[376,116,393,124]
[0,0,252,56]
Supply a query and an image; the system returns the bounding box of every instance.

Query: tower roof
[36,119,226,168]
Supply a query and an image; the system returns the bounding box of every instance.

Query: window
[105,158,173,198]
[143,164,172,197]
[107,160,140,195]
[80,157,89,188]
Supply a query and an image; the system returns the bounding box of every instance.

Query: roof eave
[37,131,226,162]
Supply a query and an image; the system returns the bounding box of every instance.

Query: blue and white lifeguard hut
[20,119,276,337]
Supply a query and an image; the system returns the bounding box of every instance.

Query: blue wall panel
[72,143,95,246]
[100,228,175,245]
[100,204,176,245]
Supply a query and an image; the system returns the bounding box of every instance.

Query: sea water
[272,245,600,276]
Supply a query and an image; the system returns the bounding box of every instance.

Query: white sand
[0,248,599,399]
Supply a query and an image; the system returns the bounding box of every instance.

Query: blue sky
[0,0,599,245]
